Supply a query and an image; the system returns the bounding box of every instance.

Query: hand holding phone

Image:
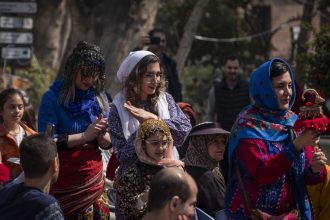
[7,157,20,165]
[45,123,55,137]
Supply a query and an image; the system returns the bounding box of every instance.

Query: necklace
[3,123,20,136]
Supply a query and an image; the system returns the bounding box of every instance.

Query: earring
[133,85,139,94]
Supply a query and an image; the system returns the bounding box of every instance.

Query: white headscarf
[116,51,155,83]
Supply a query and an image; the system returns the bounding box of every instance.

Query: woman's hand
[84,115,109,142]
[124,101,158,123]
[293,129,320,151]
[97,132,111,149]
[311,147,327,173]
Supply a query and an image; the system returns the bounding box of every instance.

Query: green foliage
[303,25,330,98]
[181,64,220,122]
[15,57,56,112]
[155,0,269,120]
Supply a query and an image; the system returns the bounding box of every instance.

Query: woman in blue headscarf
[225,58,327,219]
[38,41,111,219]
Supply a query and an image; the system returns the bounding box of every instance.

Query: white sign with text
[0,16,33,29]
[0,2,37,14]
[0,32,33,44]
[1,47,31,59]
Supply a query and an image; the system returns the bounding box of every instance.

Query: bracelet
[56,134,68,150]
[81,132,87,143]
[99,142,112,150]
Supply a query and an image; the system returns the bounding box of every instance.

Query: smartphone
[7,157,20,165]
[149,36,161,45]
[45,123,55,137]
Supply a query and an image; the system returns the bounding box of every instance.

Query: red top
[0,163,10,186]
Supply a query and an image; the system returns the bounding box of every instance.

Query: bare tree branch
[174,0,209,75]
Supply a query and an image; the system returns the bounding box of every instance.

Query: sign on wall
[0,2,37,14]
[1,47,31,59]
[0,16,33,29]
[0,1,37,68]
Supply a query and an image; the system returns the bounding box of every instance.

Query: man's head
[148,28,167,54]
[20,134,59,183]
[147,167,197,220]
[223,55,240,83]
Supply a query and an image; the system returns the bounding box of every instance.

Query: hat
[116,50,155,83]
[188,122,230,137]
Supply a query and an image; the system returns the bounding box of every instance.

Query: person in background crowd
[207,55,250,183]
[38,41,111,219]
[142,167,198,220]
[184,122,229,217]
[109,50,191,219]
[0,134,64,220]
[207,55,250,131]
[0,88,36,182]
[307,164,330,220]
[177,102,197,127]
[225,58,327,219]
[115,119,184,220]
[136,28,182,102]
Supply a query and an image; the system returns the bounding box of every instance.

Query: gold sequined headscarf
[135,118,184,168]
[140,118,170,140]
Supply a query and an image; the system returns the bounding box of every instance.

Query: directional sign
[0,32,33,44]
[0,16,33,29]
[1,47,31,59]
[0,2,37,14]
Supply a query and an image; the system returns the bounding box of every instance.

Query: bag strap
[288,128,295,142]
[235,164,253,213]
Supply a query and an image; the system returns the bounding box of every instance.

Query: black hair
[60,41,106,105]
[148,28,165,37]
[270,61,290,79]
[147,169,191,211]
[224,55,239,65]
[0,88,25,123]
[20,134,57,178]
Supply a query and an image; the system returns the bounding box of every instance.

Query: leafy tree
[303,25,330,98]
[155,0,271,122]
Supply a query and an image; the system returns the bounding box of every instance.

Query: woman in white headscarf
[108,51,191,217]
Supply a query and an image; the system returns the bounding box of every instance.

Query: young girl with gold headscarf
[114,118,183,220]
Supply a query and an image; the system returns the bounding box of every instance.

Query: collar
[0,122,36,137]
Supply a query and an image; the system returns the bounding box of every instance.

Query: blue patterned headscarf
[228,58,297,160]
[228,58,313,219]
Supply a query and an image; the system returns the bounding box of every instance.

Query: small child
[0,88,36,181]
[114,118,183,220]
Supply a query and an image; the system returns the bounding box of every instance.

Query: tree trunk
[34,0,70,69]
[34,0,160,95]
[174,0,209,75]
[295,0,316,86]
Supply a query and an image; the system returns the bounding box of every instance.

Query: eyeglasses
[144,139,169,147]
[143,72,162,81]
